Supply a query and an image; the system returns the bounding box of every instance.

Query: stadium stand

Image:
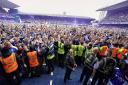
[18,13,94,25]
[0,0,19,23]
[97,0,128,25]
[0,7,7,13]
[0,0,19,8]
[0,0,94,25]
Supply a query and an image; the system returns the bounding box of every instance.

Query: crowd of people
[0,22,128,85]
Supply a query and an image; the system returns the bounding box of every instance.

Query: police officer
[84,43,93,60]
[54,39,59,65]
[64,49,77,84]
[79,47,98,85]
[46,41,55,74]
[76,42,85,66]
[57,39,65,68]
[71,40,78,65]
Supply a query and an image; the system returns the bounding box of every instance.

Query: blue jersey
[111,68,125,85]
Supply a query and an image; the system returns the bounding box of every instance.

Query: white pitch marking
[50,80,53,85]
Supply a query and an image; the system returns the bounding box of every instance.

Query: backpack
[99,58,115,75]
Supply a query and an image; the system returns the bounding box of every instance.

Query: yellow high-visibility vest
[57,42,65,54]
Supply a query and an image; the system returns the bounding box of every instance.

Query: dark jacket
[65,53,75,69]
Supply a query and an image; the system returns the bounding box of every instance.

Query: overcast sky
[9,0,126,19]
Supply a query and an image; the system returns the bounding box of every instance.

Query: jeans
[64,67,72,83]
[80,65,93,85]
